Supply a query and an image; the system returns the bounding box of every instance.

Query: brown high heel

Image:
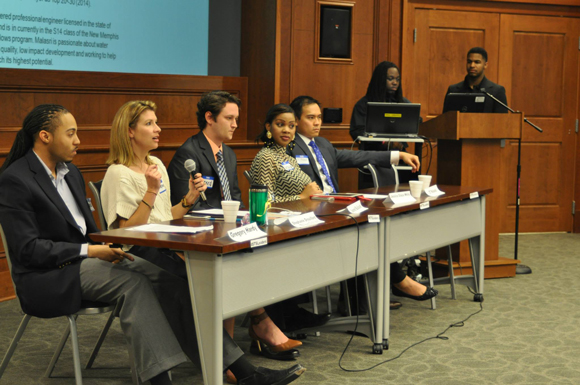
[225,369,237,384]
[249,311,302,360]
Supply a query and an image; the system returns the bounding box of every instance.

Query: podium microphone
[480,88,542,133]
[184,159,207,201]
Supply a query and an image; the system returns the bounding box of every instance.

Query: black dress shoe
[250,340,300,361]
[238,364,306,385]
[283,308,331,332]
[392,286,438,301]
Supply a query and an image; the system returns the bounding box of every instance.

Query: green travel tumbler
[249,184,269,225]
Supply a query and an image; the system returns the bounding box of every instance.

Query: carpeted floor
[1,233,579,384]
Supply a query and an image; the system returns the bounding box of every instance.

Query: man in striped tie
[168,91,242,209]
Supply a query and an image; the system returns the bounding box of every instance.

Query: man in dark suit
[445,47,508,113]
[0,104,305,385]
[168,91,242,208]
[288,96,436,314]
[289,95,420,193]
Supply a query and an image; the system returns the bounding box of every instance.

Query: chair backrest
[88,180,107,231]
[0,223,22,307]
[365,164,380,188]
[364,163,398,187]
[243,170,253,184]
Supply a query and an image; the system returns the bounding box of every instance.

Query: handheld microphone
[184,159,207,201]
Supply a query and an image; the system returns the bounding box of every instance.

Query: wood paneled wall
[0,68,251,302]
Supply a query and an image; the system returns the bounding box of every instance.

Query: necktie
[216,150,232,200]
[309,140,336,193]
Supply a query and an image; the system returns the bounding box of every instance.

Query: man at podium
[444,47,508,113]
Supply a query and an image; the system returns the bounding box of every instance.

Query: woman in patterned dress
[251,104,322,202]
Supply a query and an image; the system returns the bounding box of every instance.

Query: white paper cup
[418,175,432,191]
[409,181,423,198]
[221,200,240,223]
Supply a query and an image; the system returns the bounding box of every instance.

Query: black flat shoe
[283,308,331,332]
[250,340,300,361]
[392,286,438,301]
[238,364,306,385]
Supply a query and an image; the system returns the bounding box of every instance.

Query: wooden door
[404,9,500,120]
[498,15,579,232]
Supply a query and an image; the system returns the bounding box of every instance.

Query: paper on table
[189,208,249,217]
[130,224,214,233]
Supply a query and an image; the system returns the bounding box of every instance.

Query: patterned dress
[250,144,312,202]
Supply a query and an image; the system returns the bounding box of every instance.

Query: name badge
[281,161,294,171]
[159,178,167,194]
[296,155,309,165]
[203,176,214,188]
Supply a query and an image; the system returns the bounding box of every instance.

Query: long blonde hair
[107,100,157,166]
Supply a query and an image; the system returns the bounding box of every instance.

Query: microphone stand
[481,89,543,275]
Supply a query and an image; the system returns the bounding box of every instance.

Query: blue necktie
[216,150,232,200]
[309,140,336,193]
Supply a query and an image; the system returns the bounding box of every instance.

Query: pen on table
[186,215,242,222]
[311,196,335,202]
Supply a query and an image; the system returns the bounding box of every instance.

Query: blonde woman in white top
[101,100,206,278]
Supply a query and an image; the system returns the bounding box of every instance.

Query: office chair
[88,180,107,231]
[0,224,139,385]
[365,163,457,310]
[87,180,142,383]
[243,169,253,184]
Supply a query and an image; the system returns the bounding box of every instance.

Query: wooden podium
[420,111,523,278]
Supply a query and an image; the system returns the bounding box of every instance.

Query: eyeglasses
[386,77,401,82]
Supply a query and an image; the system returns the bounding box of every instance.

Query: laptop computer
[443,93,486,113]
[364,102,421,137]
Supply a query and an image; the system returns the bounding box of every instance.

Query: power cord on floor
[318,212,484,372]
[339,283,484,372]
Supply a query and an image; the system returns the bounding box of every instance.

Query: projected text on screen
[0,0,208,75]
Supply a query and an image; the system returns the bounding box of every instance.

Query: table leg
[184,251,223,385]
[382,217,391,351]
[468,196,486,302]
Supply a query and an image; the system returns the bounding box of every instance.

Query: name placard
[345,200,368,214]
[251,237,268,248]
[425,185,445,197]
[288,212,324,228]
[384,191,416,205]
[227,223,268,242]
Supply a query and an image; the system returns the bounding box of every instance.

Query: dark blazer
[445,76,508,113]
[288,135,393,192]
[0,150,98,318]
[167,131,241,209]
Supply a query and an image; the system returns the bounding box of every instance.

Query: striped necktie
[309,140,336,193]
[216,149,232,200]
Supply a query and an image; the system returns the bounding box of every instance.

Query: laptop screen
[443,93,486,113]
[365,102,421,136]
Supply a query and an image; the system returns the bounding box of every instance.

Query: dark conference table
[91,184,491,385]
